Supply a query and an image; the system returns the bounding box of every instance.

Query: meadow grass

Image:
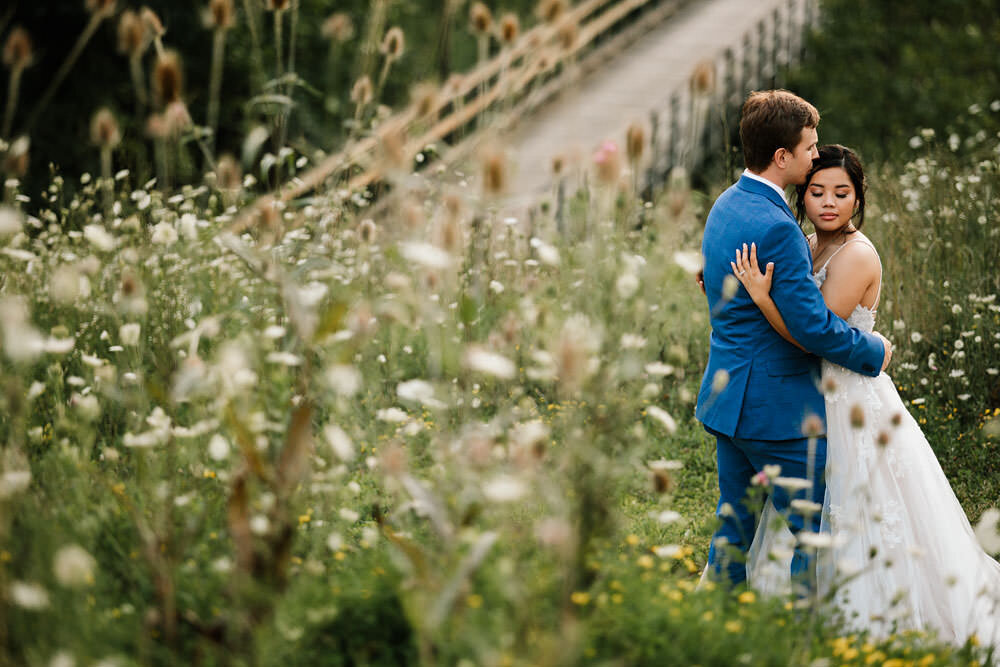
[0,3,999,665]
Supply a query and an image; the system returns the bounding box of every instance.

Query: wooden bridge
[233,0,817,232]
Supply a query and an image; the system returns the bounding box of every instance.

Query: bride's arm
[731,243,807,352]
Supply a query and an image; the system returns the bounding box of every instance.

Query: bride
[730,144,1000,645]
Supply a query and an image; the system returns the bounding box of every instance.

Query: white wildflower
[672,250,703,275]
[151,221,178,245]
[400,241,453,269]
[483,475,528,503]
[250,515,270,535]
[489,280,504,294]
[52,545,96,588]
[654,510,682,524]
[797,532,833,549]
[648,459,683,471]
[83,224,116,251]
[774,476,813,492]
[0,206,23,236]
[644,361,674,376]
[376,407,409,423]
[711,369,730,393]
[653,544,683,558]
[396,379,445,409]
[266,351,303,366]
[208,434,230,461]
[910,331,923,343]
[324,424,355,462]
[325,364,362,397]
[975,508,1000,554]
[338,508,360,523]
[9,581,50,610]
[0,470,31,498]
[530,237,559,266]
[463,345,516,379]
[645,405,677,434]
[119,323,141,347]
[620,334,647,349]
[509,420,549,449]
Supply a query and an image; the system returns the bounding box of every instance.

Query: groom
[696,90,892,588]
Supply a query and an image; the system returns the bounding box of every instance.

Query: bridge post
[647,109,661,191]
[772,7,782,88]
[742,32,753,94]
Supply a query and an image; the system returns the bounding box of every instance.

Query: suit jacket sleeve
[761,221,885,377]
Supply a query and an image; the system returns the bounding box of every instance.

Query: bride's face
[804,166,858,233]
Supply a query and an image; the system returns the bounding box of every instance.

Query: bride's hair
[794,144,867,231]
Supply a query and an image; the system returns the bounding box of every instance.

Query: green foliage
[787,0,1000,162]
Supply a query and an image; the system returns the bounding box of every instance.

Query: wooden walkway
[495,0,799,213]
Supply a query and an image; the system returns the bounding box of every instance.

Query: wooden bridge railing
[230,0,696,232]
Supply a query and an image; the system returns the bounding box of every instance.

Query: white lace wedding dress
[748,245,1000,646]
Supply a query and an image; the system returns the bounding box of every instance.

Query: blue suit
[696,174,885,586]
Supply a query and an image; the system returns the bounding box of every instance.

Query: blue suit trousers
[705,427,827,588]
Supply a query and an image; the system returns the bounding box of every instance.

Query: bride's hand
[730,242,774,303]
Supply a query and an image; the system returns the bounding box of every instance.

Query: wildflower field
[2,1,1000,665]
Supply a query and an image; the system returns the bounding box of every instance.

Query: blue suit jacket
[695,175,885,440]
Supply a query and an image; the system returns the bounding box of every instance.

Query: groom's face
[785,127,820,185]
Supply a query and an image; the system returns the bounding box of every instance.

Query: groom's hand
[874,332,893,372]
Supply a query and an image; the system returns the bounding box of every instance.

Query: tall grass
[0,4,998,665]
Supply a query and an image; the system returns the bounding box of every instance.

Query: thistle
[375,26,405,105]
[140,7,167,57]
[536,0,567,24]
[2,27,33,139]
[90,108,121,216]
[117,10,149,112]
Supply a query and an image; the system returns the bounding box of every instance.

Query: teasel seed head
[321,13,355,43]
[592,140,620,186]
[86,0,117,19]
[358,218,377,244]
[90,108,122,149]
[469,2,493,36]
[215,154,242,191]
[499,13,520,45]
[140,7,166,39]
[3,27,34,71]
[849,404,865,429]
[537,0,567,23]
[890,412,902,427]
[350,75,373,106]
[206,0,235,30]
[380,27,405,62]
[801,414,824,438]
[117,10,146,58]
[265,0,290,10]
[154,49,184,104]
[410,81,438,118]
[3,136,30,177]
[876,431,891,447]
[690,59,716,96]
[557,21,578,52]
[551,154,565,176]
[480,144,508,197]
[625,122,645,164]
[164,100,192,137]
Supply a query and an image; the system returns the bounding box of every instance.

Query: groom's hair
[740,90,820,172]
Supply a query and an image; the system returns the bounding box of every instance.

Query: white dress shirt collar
[742,169,788,204]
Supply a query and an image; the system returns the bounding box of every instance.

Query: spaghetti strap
[818,238,882,309]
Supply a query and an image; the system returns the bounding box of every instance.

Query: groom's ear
[773,147,789,169]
